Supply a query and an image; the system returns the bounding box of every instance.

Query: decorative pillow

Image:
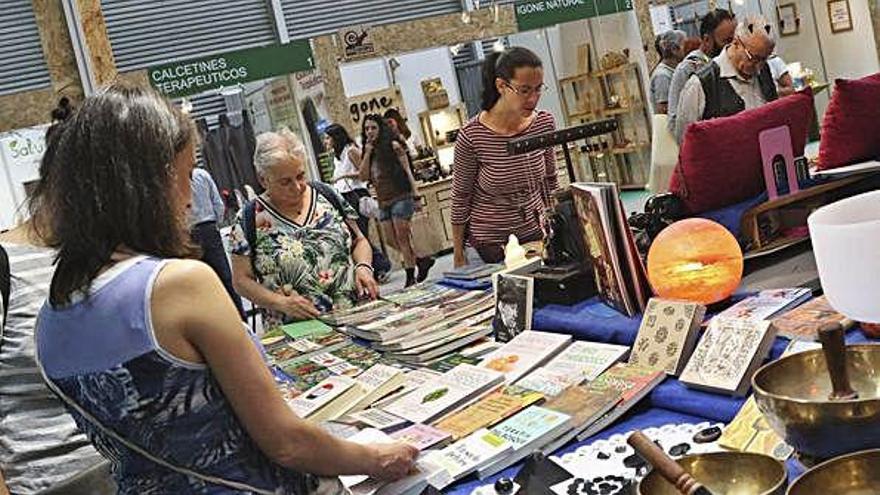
[670,90,814,214]
[817,73,880,170]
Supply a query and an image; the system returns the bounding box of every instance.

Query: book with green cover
[279,342,384,393]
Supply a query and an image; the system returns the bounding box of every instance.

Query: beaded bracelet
[354,262,374,273]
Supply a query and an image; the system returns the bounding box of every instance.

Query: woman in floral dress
[230,129,379,327]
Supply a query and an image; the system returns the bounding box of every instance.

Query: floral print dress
[230,186,361,328]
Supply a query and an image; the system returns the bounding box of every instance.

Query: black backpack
[1,245,9,328]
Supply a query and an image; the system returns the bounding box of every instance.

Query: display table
[446,298,875,494]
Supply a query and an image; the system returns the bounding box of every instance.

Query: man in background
[667,9,737,140]
[190,166,246,318]
[674,14,778,144]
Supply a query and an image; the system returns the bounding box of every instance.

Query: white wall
[340,47,462,146]
[507,28,566,124]
[811,0,879,78]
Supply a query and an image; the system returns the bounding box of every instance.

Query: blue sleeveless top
[36,257,309,494]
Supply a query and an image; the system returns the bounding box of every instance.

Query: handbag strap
[37,364,278,495]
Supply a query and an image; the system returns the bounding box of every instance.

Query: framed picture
[827,0,853,33]
[777,3,799,36]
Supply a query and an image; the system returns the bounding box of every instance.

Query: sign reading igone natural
[514,0,633,31]
[149,41,314,98]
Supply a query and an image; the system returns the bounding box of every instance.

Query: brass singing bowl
[638,452,787,495]
[752,345,880,459]
[787,449,880,494]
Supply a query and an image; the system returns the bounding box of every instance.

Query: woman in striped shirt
[451,46,558,267]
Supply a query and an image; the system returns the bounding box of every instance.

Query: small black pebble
[694,426,723,443]
[623,452,648,469]
[669,442,691,456]
[494,477,514,494]
[597,451,611,460]
[614,445,627,454]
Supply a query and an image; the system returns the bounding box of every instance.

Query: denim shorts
[378,197,415,222]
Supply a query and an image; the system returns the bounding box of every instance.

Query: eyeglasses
[504,81,549,97]
[737,37,769,65]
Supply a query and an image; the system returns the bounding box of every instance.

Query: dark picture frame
[777,3,799,36]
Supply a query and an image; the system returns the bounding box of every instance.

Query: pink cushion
[670,90,814,214]
[817,73,880,170]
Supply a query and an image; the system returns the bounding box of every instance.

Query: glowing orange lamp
[647,218,744,305]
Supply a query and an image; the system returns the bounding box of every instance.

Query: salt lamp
[647,218,743,305]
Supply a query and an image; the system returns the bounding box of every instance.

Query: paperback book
[479,331,572,383]
[374,307,494,352]
[382,364,504,424]
[680,318,776,396]
[321,299,396,327]
[540,340,629,383]
[493,274,534,342]
[715,288,811,321]
[540,385,621,454]
[340,428,442,495]
[388,325,494,364]
[345,408,408,430]
[444,263,504,281]
[433,385,544,440]
[288,375,363,423]
[391,423,452,451]
[771,295,849,341]
[514,368,572,397]
[348,364,407,412]
[279,342,384,394]
[477,406,572,478]
[628,298,707,376]
[350,306,445,342]
[370,368,442,409]
[424,429,512,489]
[575,363,666,441]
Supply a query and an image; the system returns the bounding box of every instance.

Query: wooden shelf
[568,110,598,120]
[611,143,650,155]
[593,63,639,78]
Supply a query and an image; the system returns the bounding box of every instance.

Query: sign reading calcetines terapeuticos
[149,41,314,98]
[514,0,633,31]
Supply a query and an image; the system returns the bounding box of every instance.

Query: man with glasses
[673,14,778,144]
[667,9,737,138]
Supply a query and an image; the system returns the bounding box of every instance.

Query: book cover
[433,385,544,440]
[346,408,408,430]
[539,385,621,453]
[493,274,534,343]
[478,406,571,478]
[629,298,707,376]
[425,353,483,373]
[383,364,503,424]
[479,331,572,383]
[288,375,358,419]
[542,340,629,383]
[680,318,776,396]
[514,368,572,397]
[587,362,665,404]
[571,184,633,316]
[264,329,349,365]
[321,299,394,326]
[371,368,442,409]
[391,325,493,364]
[716,288,811,321]
[444,263,504,281]
[391,423,452,451]
[377,308,494,352]
[425,429,512,488]
[771,295,848,341]
[349,364,406,412]
[718,396,794,460]
[280,342,383,393]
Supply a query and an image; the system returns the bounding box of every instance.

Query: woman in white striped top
[451,46,558,267]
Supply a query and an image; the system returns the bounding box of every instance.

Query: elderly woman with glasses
[451,46,558,267]
[230,129,379,327]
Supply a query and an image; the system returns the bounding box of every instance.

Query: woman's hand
[275,290,320,320]
[367,443,420,481]
[354,266,380,300]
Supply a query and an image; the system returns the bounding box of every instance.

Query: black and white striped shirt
[0,242,104,493]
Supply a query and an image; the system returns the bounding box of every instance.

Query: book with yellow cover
[433,385,543,440]
[718,396,793,460]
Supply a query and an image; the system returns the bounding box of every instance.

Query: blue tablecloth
[446,296,875,494]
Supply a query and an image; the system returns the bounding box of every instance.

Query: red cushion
[670,90,814,214]
[817,73,880,170]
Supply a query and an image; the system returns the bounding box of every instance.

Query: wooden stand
[740,175,870,253]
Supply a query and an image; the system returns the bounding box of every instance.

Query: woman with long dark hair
[383,108,420,155]
[451,46,558,267]
[30,84,417,494]
[359,114,432,287]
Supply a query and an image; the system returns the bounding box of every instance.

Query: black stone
[669,442,691,456]
[694,426,723,443]
[597,451,611,460]
[494,477,514,494]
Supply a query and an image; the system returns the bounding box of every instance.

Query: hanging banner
[514,0,633,31]
[347,86,405,131]
[148,40,314,98]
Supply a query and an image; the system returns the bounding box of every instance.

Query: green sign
[148,40,314,98]
[514,0,633,31]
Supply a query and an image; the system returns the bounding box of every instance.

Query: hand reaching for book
[275,291,320,320]
[368,442,420,481]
